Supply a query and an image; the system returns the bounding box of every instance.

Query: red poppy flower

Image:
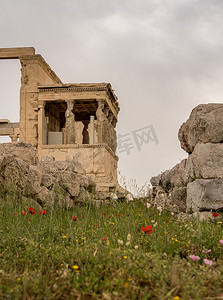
[27,207,36,215]
[126,214,129,216]
[213,212,219,217]
[72,216,77,221]
[108,215,111,218]
[14,212,17,215]
[39,210,47,215]
[28,218,31,222]
[146,231,153,235]
[21,211,26,215]
[103,212,105,216]
[116,214,120,217]
[94,223,98,226]
[102,237,107,241]
[141,225,154,235]
[82,216,84,218]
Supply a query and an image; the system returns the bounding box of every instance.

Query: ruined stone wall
[39,144,118,188]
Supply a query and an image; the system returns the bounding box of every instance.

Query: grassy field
[0,194,223,300]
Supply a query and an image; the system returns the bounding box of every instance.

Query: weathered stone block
[186,179,223,212]
[182,143,223,183]
[0,47,35,59]
[171,187,187,212]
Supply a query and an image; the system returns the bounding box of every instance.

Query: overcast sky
[1,0,223,192]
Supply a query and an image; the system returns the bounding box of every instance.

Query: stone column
[90,115,95,144]
[82,120,90,144]
[107,111,117,152]
[65,100,76,144]
[96,99,106,144]
[38,101,45,146]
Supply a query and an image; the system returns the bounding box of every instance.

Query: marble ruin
[0,47,121,195]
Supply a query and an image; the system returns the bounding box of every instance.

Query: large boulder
[178,104,223,153]
[187,179,223,212]
[0,154,47,202]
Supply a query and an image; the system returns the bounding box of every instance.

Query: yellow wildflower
[72,265,79,270]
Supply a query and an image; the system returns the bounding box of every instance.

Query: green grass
[0,195,223,300]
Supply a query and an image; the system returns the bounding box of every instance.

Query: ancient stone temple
[0,47,121,195]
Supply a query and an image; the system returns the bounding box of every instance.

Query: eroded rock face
[0,143,95,207]
[178,104,223,153]
[151,159,187,193]
[150,160,188,212]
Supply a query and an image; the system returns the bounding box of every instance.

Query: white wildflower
[118,239,124,245]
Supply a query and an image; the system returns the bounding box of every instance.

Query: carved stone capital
[9,130,20,143]
[103,106,110,117]
[65,100,74,111]
[97,99,106,110]
[38,101,45,109]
